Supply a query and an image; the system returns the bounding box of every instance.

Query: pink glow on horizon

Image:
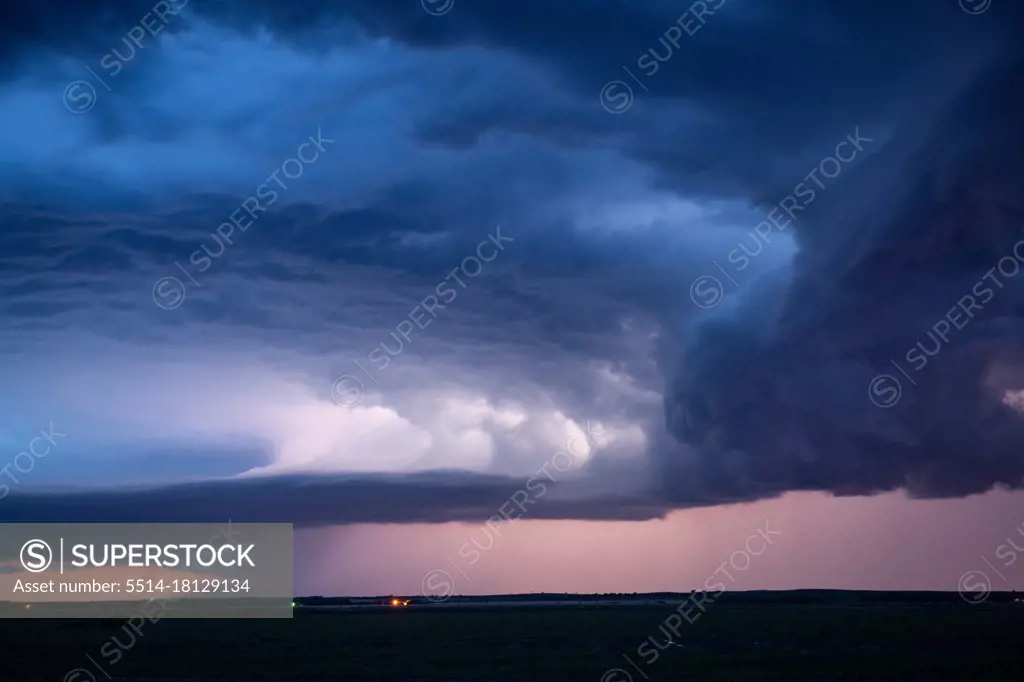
[294,490,1024,596]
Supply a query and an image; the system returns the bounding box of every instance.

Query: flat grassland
[2,602,1020,681]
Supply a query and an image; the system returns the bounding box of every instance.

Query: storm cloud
[1,0,1022,525]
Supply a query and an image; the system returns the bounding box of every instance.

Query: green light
[291,601,296,608]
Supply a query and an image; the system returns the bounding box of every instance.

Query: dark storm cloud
[0,472,668,526]
[0,0,194,72]
[1,0,1023,524]
[665,43,1024,503]
[192,0,1021,201]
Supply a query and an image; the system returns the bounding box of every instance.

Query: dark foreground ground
[2,600,1021,681]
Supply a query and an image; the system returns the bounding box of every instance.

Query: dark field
[2,602,1021,681]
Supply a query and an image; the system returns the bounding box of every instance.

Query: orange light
[391,599,400,606]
